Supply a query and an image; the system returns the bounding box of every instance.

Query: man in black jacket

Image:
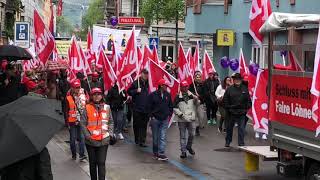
[106,84,127,140]
[203,71,220,125]
[223,73,252,147]
[128,69,149,147]
[148,79,173,161]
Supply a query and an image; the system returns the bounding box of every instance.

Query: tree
[162,0,185,60]
[140,0,185,59]
[80,0,105,40]
[56,16,74,37]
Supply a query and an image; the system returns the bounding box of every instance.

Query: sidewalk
[48,137,90,180]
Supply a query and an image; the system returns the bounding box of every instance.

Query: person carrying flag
[148,79,173,161]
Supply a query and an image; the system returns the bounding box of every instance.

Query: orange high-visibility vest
[66,95,77,123]
[86,103,111,141]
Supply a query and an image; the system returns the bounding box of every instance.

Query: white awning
[260,12,320,34]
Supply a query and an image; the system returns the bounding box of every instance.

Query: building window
[251,45,268,69]
[161,45,174,62]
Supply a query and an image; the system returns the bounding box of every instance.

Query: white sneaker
[255,132,260,139]
[118,133,124,140]
[262,134,267,140]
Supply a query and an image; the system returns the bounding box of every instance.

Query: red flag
[149,59,180,102]
[110,42,120,74]
[152,46,160,64]
[95,42,105,69]
[68,37,91,76]
[49,5,54,35]
[139,45,152,72]
[97,48,117,92]
[57,0,63,16]
[34,10,55,65]
[249,0,272,46]
[202,50,216,81]
[177,43,193,85]
[311,25,320,136]
[117,27,139,91]
[239,48,249,78]
[87,28,93,51]
[252,69,269,134]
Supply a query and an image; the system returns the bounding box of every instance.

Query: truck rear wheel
[306,163,320,180]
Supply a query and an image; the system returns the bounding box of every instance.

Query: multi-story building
[0,0,6,44]
[185,0,320,76]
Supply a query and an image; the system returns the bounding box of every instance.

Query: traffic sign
[149,37,159,50]
[14,22,30,48]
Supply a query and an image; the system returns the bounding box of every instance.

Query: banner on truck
[269,74,317,132]
[92,25,140,54]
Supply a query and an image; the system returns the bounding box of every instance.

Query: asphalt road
[50,121,303,180]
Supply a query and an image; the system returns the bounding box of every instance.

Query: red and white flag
[139,45,152,72]
[79,46,92,75]
[149,59,180,127]
[249,0,272,46]
[111,42,121,74]
[192,42,200,73]
[117,27,139,91]
[95,42,105,69]
[177,43,193,85]
[85,29,97,69]
[202,50,216,81]
[239,48,249,78]
[152,46,160,64]
[34,10,55,65]
[97,48,117,92]
[311,25,320,136]
[57,0,63,16]
[49,4,54,35]
[68,37,91,77]
[252,69,269,134]
[274,51,304,71]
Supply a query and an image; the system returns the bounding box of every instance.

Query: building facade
[185,0,320,77]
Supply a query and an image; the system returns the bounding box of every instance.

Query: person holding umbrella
[80,87,114,180]
[66,79,88,161]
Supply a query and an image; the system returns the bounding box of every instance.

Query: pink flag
[34,10,55,65]
[239,48,249,78]
[252,69,269,134]
[311,25,320,136]
[249,0,272,46]
[117,27,139,91]
[177,43,193,85]
[202,50,216,81]
[97,48,117,92]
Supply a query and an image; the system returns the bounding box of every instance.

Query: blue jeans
[150,118,168,155]
[225,114,246,146]
[69,124,85,157]
[112,110,125,134]
[178,122,196,153]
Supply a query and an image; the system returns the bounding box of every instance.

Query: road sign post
[14,22,30,48]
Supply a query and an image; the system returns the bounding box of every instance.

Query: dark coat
[0,75,27,106]
[223,84,252,116]
[1,147,53,180]
[106,84,126,111]
[148,90,173,121]
[203,78,220,104]
[128,79,149,113]
[189,82,205,104]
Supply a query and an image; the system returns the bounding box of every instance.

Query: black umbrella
[0,96,64,169]
[0,45,33,61]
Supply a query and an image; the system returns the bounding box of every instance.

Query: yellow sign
[217,29,234,46]
[56,40,87,56]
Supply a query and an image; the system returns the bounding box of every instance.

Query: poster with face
[92,25,140,54]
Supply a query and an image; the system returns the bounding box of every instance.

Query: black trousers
[133,111,149,144]
[205,101,218,120]
[86,144,108,180]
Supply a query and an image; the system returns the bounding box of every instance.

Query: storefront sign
[269,74,317,132]
[217,29,234,46]
[118,17,145,25]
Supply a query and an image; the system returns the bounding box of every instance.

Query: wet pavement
[49,121,303,180]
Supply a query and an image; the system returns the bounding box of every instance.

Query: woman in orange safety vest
[80,87,114,180]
